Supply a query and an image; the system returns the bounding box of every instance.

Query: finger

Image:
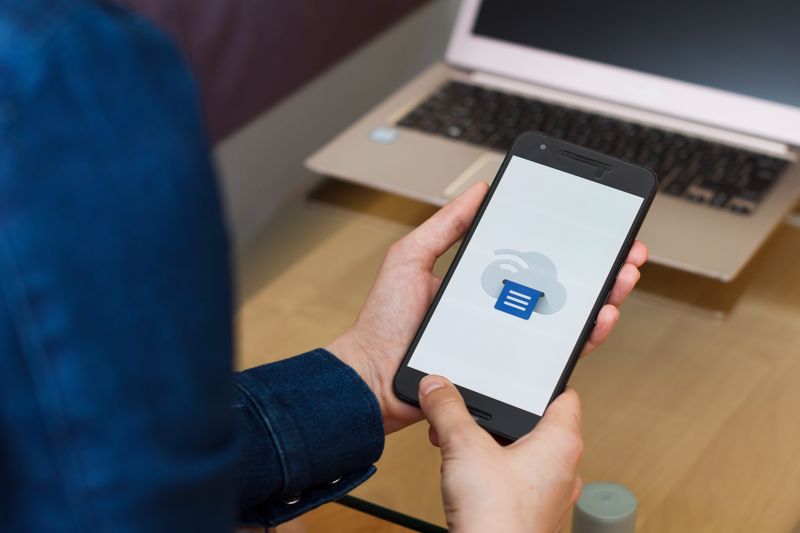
[581,305,619,356]
[626,240,648,268]
[571,475,584,506]
[515,388,582,450]
[431,276,443,294]
[540,388,582,433]
[405,181,489,268]
[418,375,482,451]
[606,263,641,307]
[428,425,440,448]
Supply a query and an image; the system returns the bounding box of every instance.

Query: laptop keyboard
[397,81,789,215]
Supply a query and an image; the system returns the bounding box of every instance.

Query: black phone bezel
[393,131,658,441]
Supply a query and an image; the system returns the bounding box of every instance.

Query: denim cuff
[233,349,384,525]
[238,466,377,527]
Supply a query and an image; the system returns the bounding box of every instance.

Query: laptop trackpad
[443,153,504,198]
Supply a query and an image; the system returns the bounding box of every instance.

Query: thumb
[419,376,482,450]
[418,375,481,451]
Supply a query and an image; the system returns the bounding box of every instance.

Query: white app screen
[408,156,644,415]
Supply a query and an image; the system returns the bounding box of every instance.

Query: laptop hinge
[469,71,794,160]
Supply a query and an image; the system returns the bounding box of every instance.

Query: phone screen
[407,155,644,415]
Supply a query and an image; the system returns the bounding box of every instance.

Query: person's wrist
[327,329,423,434]
[326,332,387,424]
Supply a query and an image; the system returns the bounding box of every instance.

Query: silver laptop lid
[447,0,800,146]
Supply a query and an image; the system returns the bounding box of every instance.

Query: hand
[327,181,648,434]
[420,375,583,533]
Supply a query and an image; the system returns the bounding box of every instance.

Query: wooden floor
[237,180,800,532]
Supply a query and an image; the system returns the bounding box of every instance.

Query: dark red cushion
[118,0,427,142]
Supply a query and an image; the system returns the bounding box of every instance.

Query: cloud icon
[481,249,567,315]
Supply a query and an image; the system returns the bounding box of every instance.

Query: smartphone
[393,131,658,440]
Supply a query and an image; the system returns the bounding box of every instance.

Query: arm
[0,3,237,531]
[2,3,386,530]
[233,350,383,526]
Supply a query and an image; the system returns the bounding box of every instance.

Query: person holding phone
[0,1,647,532]
[328,181,647,532]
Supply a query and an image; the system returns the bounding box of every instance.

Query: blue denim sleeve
[233,349,384,527]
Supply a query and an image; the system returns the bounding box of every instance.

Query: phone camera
[539,144,547,150]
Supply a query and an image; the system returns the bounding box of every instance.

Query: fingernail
[419,375,446,397]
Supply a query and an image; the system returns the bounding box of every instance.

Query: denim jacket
[0,1,384,531]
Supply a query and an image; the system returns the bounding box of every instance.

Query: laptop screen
[473,0,800,108]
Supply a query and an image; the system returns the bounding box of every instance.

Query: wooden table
[236,180,800,532]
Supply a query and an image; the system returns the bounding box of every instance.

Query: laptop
[306,0,800,281]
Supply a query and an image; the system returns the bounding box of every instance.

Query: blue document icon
[494,279,544,320]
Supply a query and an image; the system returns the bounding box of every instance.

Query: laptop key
[710,192,730,208]
[666,181,690,196]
